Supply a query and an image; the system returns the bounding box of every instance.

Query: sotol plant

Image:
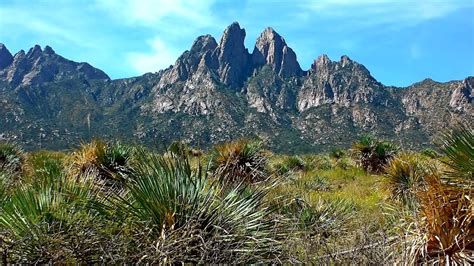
[352,135,398,173]
[0,142,24,174]
[209,139,268,184]
[400,125,474,264]
[384,152,436,205]
[105,149,283,263]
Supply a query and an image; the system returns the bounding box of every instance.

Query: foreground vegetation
[0,126,472,263]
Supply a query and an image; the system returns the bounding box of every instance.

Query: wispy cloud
[0,5,92,47]
[94,0,221,75]
[127,37,180,74]
[93,0,218,28]
[296,0,474,29]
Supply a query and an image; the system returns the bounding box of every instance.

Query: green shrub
[352,135,398,173]
[107,149,283,263]
[274,155,306,175]
[329,148,346,160]
[209,139,268,184]
[420,148,440,159]
[291,197,356,238]
[0,164,109,263]
[438,124,474,181]
[67,140,134,187]
[0,142,24,174]
[384,153,435,205]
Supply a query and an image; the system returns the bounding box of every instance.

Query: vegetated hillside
[0,23,472,152]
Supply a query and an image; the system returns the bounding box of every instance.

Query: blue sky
[0,0,473,86]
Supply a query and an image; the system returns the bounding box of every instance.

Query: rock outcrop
[215,22,250,88]
[252,27,302,77]
[297,55,383,111]
[0,43,13,69]
[0,44,109,87]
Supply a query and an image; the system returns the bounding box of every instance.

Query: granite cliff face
[0,22,472,152]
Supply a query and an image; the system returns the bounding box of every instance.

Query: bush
[438,124,474,181]
[67,140,134,187]
[384,153,436,205]
[420,148,440,159]
[273,155,306,175]
[209,139,268,184]
[352,135,398,173]
[107,149,283,263]
[329,148,346,160]
[402,176,473,264]
[287,197,356,240]
[0,142,24,174]
[0,165,109,263]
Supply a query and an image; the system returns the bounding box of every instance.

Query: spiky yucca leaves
[352,135,398,173]
[209,139,268,184]
[439,124,474,181]
[296,198,356,237]
[0,164,110,263]
[403,176,473,264]
[273,155,306,175]
[384,153,436,205]
[0,142,24,174]
[67,140,134,187]
[108,150,282,263]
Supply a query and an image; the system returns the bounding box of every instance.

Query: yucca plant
[0,142,24,174]
[352,135,398,173]
[209,139,268,184]
[106,149,283,263]
[297,198,356,238]
[273,155,306,175]
[439,124,474,182]
[0,163,109,263]
[67,140,134,188]
[384,153,436,205]
[396,124,474,264]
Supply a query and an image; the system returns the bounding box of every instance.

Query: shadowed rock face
[0,43,14,69]
[0,23,472,153]
[215,22,251,88]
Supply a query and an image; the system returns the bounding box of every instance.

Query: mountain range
[0,22,472,153]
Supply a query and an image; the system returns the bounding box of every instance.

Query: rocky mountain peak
[340,55,353,67]
[0,44,109,87]
[252,27,302,77]
[216,22,250,88]
[0,43,14,69]
[313,54,331,68]
[190,35,218,55]
[43,45,55,55]
[26,44,43,59]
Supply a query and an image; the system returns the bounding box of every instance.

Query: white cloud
[127,37,179,74]
[94,0,217,28]
[297,0,473,28]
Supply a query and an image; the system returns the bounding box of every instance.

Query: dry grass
[406,176,473,264]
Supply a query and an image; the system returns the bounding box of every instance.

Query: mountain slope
[0,22,472,152]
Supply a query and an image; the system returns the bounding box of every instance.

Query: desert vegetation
[0,125,472,264]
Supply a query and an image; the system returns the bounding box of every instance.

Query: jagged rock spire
[216,22,250,88]
[0,43,14,69]
[252,27,302,77]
